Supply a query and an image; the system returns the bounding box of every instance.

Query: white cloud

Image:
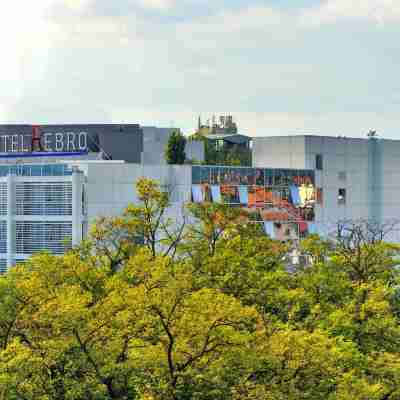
[302,0,400,26]
[62,0,92,10]
[137,0,176,11]
[1,0,400,139]
[0,1,54,110]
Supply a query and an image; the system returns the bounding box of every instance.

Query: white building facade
[0,123,203,273]
[0,159,319,272]
[4,133,400,273]
[0,161,193,272]
[0,164,83,272]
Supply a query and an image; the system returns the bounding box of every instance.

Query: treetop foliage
[1,178,400,399]
[165,131,186,165]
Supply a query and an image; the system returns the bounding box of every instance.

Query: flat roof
[254,134,399,142]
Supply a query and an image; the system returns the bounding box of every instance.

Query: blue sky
[1,0,400,138]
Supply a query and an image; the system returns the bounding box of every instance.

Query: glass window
[192,185,204,202]
[265,169,274,186]
[338,188,346,205]
[219,168,229,184]
[274,170,283,186]
[304,171,314,186]
[42,165,53,176]
[281,169,293,186]
[264,187,273,205]
[248,186,257,207]
[271,189,282,207]
[192,166,201,184]
[297,170,314,186]
[239,168,251,185]
[316,188,323,205]
[230,168,242,185]
[200,167,210,184]
[281,187,290,202]
[255,169,264,186]
[231,186,240,204]
[316,154,323,170]
[210,167,220,184]
[291,171,301,186]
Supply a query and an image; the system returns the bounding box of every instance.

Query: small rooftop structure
[198,115,238,136]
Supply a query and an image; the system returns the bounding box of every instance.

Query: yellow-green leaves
[1,178,400,399]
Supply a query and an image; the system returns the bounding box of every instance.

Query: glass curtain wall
[192,166,316,239]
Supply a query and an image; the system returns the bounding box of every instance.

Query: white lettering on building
[44,133,52,151]
[2,136,8,152]
[0,132,89,153]
[55,133,64,151]
[11,135,18,152]
[21,135,28,152]
[67,133,76,151]
[78,132,87,151]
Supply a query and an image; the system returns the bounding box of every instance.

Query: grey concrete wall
[304,136,370,226]
[304,135,400,242]
[142,127,173,165]
[76,133,400,244]
[252,136,307,168]
[185,140,204,164]
[142,127,204,165]
[81,162,193,248]
[252,135,400,239]
[83,162,192,224]
[374,139,400,241]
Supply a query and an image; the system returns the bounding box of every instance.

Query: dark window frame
[338,188,346,205]
[315,154,323,170]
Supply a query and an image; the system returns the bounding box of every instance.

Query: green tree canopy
[0,179,400,399]
[165,130,186,165]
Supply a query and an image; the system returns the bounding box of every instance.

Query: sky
[1,0,400,137]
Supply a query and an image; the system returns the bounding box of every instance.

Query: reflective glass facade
[192,166,316,239]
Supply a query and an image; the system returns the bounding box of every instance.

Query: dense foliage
[203,142,252,166]
[165,131,186,165]
[190,132,252,166]
[1,178,400,399]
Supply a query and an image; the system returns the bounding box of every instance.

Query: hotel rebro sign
[0,131,88,153]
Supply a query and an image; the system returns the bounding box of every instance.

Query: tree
[188,131,251,167]
[0,251,261,400]
[1,180,400,399]
[165,130,186,165]
[0,180,261,400]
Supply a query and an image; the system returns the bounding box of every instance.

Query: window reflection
[191,166,316,224]
[265,169,273,186]
[200,167,210,184]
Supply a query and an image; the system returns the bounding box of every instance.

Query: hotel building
[0,125,398,272]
